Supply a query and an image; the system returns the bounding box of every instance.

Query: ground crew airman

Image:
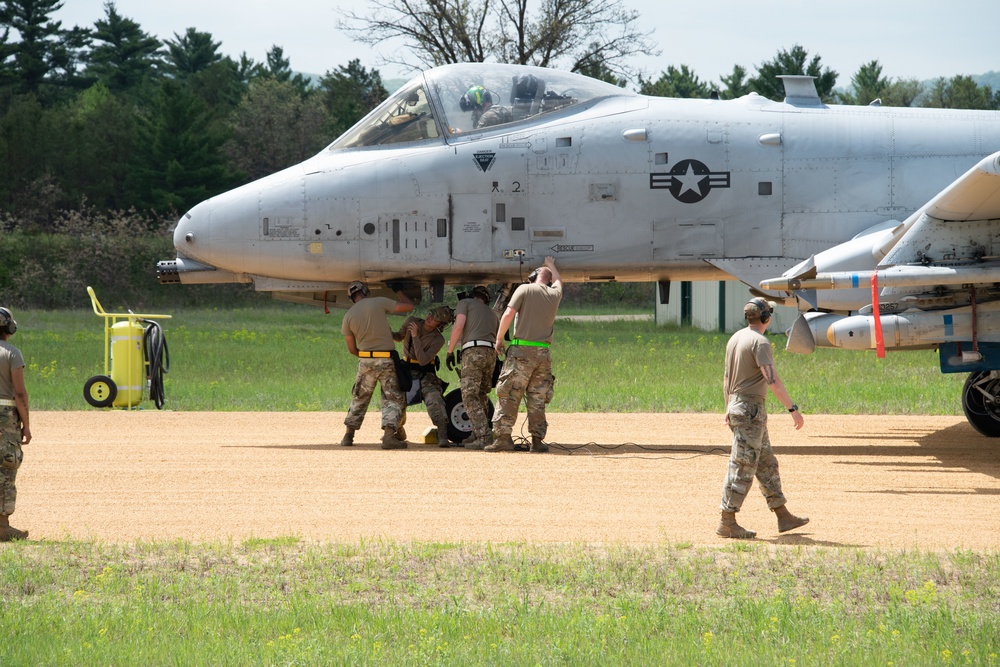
[0,306,30,542]
[446,286,499,450]
[718,297,809,539]
[487,257,562,453]
[396,305,454,447]
[341,281,413,449]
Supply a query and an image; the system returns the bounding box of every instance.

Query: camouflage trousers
[0,407,23,516]
[720,395,786,513]
[492,346,553,439]
[345,358,404,431]
[459,346,495,441]
[404,369,448,429]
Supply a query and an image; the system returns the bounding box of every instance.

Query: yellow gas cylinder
[110,320,145,408]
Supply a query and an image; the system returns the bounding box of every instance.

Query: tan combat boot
[464,433,487,450]
[340,427,356,447]
[435,422,452,448]
[530,436,549,453]
[381,426,408,450]
[716,511,756,539]
[484,434,515,452]
[773,505,809,533]
[0,514,27,542]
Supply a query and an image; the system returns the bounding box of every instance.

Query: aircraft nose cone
[172,200,212,262]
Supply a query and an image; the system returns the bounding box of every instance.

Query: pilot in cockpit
[460,85,512,129]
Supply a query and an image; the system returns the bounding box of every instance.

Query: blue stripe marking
[852,274,859,289]
[943,314,953,337]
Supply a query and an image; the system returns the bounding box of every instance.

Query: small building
[655,280,798,333]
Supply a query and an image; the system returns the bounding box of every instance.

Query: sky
[55,0,999,88]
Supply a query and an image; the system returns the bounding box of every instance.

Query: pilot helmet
[347,281,369,300]
[428,305,454,329]
[460,85,491,111]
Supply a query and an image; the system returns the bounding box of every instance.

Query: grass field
[13,304,965,414]
[2,540,998,665]
[2,305,994,666]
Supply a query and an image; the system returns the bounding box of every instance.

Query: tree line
[1,0,997,309]
[1,0,387,232]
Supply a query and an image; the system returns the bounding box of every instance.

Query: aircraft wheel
[443,388,495,443]
[83,375,117,408]
[962,371,1000,437]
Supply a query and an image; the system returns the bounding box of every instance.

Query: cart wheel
[83,375,117,408]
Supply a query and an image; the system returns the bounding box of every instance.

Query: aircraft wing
[878,151,1000,269]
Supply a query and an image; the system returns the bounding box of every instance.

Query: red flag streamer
[871,271,885,358]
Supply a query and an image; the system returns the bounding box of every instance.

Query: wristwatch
[788,404,799,413]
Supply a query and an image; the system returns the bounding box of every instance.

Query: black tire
[83,375,117,408]
[962,371,1000,437]
[443,388,495,443]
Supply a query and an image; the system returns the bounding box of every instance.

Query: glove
[445,351,457,371]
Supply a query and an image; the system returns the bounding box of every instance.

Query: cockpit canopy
[330,62,634,150]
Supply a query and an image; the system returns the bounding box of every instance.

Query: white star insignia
[675,163,706,195]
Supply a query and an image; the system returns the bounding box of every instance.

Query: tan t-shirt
[0,340,24,400]
[509,282,563,344]
[456,298,498,344]
[724,327,775,399]
[341,297,397,351]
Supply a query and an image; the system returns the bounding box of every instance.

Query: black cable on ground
[514,423,730,459]
[142,319,170,409]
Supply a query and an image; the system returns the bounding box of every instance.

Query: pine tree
[128,79,234,214]
[0,0,90,101]
[86,1,163,95]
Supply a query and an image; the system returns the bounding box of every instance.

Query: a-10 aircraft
[156,62,1000,436]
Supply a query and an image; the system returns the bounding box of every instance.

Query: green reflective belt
[510,339,550,348]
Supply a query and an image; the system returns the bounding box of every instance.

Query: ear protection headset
[527,268,552,286]
[347,281,370,300]
[0,307,17,335]
[746,298,771,323]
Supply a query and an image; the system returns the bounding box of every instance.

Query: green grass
[1,540,998,666]
[14,306,965,413]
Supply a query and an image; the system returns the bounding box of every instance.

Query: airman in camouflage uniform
[487,257,562,453]
[396,306,454,447]
[446,286,500,449]
[341,281,413,449]
[0,306,30,542]
[718,298,809,539]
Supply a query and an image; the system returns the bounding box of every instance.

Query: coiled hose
[142,319,170,409]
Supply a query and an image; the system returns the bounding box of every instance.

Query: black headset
[746,298,771,323]
[527,268,552,286]
[0,307,17,335]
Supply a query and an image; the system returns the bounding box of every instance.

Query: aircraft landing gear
[443,388,495,443]
[962,371,1000,437]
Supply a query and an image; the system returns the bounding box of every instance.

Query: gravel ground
[13,410,999,549]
